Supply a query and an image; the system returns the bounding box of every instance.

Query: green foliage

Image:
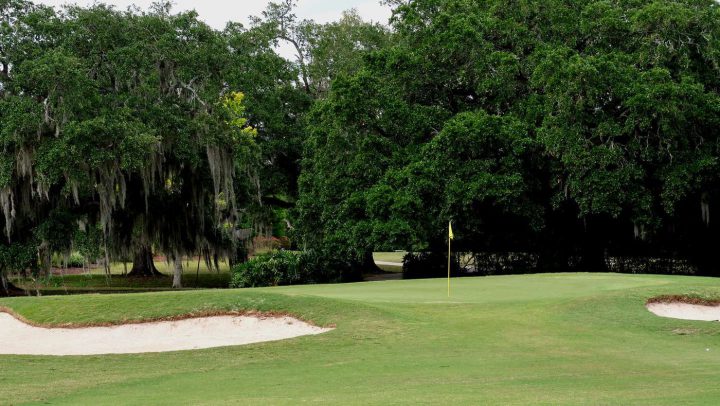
[298,249,361,283]
[3,0,720,279]
[296,0,720,274]
[375,111,542,249]
[230,251,303,288]
[230,249,361,288]
[0,241,35,273]
[221,92,258,140]
[73,224,103,263]
[0,2,273,283]
[51,251,85,268]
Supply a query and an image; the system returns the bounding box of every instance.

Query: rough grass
[2,273,720,405]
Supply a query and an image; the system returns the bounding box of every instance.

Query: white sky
[34,0,392,28]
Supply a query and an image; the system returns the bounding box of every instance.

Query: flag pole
[447,231,451,297]
[447,222,452,297]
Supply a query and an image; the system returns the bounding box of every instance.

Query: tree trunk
[0,272,24,297]
[0,271,9,296]
[172,254,183,289]
[127,246,162,277]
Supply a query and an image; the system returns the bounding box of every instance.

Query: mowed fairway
[2,273,720,405]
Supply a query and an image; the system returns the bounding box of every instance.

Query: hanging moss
[0,188,15,239]
[701,193,710,227]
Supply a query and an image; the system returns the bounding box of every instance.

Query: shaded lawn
[11,272,231,295]
[372,251,406,263]
[10,260,231,293]
[14,251,404,293]
[1,273,720,405]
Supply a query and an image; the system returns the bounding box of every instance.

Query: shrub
[51,252,86,268]
[469,252,537,275]
[230,251,303,288]
[230,249,363,288]
[298,249,362,284]
[67,252,86,267]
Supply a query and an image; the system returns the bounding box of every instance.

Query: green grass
[372,251,406,263]
[2,273,720,404]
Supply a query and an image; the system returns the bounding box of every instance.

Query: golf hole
[0,312,333,356]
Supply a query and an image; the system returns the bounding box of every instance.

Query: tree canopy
[2,0,720,294]
[296,0,720,274]
[0,1,298,290]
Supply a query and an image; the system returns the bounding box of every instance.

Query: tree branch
[278,35,311,94]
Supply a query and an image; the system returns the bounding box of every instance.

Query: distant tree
[297,67,442,270]
[222,17,312,238]
[246,1,390,255]
[252,1,389,97]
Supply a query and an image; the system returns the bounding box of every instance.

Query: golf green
[1,273,720,405]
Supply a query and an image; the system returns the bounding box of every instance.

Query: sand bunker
[0,312,332,356]
[647,302,720,322]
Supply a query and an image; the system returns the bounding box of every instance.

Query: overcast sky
[34,0,392,28]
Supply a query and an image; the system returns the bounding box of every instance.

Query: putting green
[1,273,720,405]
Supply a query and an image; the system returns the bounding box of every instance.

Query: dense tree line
[1,0,719,295]
[297,0,720,276]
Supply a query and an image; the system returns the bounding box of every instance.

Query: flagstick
[447,232,451,297]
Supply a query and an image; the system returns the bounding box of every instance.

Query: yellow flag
[449,221,454,240]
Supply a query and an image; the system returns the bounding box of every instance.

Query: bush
[298,249,362,284]
[230,251,304,288]
[51,252,86,268]
[469,252,537,275]
[230,249,363,288]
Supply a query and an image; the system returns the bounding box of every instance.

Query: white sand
[0,312,332,356]
[647,302,720,322]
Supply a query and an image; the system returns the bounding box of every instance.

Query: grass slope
[1,273,720,405]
